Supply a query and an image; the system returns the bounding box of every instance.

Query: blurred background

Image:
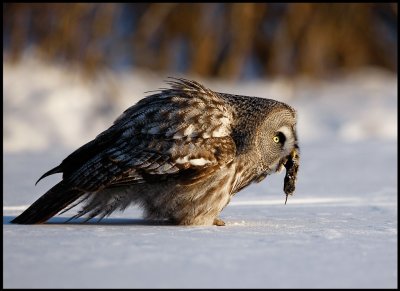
[3,3,397,79]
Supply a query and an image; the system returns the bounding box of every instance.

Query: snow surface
[3,57,398,288]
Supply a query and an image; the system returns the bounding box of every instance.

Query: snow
[3,57,398,288]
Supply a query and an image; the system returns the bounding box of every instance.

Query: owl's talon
[213,218,226,226]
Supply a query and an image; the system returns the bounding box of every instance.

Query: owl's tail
[10,181,84,224]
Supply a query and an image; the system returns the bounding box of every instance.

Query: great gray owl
[11,78,300,226]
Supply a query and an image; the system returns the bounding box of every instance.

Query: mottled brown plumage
[11,78,300,225]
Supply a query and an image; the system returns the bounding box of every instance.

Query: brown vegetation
[3,3,397,79]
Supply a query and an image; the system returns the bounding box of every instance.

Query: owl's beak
[283,146,300,200]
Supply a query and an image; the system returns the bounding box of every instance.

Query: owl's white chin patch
[276,163,285,173]
[268,159,283,173]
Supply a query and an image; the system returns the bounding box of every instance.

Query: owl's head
[256,103,300,196]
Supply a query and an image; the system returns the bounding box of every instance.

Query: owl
[11,78,300,226]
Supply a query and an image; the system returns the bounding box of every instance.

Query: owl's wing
[39,78,236,191]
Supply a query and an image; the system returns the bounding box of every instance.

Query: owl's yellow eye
[273,132,286,144]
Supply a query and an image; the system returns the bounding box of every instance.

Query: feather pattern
[11,77,299,225]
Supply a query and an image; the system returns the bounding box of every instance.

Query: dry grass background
[3,3,397,80]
